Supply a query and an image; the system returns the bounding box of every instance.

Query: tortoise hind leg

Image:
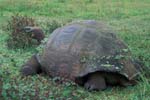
[84,73,107,91]
[119,78,137,87]
[21,54,42,76]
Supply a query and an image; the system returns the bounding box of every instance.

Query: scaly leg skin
[104,73,137,87]
[84,73,107,91]
[119,78,137,87]
[21,54,42,76]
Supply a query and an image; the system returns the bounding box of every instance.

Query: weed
[6,14,37,49]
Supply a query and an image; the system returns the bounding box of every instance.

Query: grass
[0,0,150,99]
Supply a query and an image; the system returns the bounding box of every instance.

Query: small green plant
[6,14,37,49]
[86,0,93,3]
[0,78,2,99]
[57,0,66,3]
[45,20,62,34]
[39,19,71,36]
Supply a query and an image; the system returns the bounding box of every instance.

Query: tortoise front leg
[21,54,42,76]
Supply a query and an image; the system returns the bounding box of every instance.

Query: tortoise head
[23,26,45,43]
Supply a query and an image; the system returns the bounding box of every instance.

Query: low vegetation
[6,14,37,49]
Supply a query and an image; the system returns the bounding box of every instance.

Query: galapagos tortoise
[21,20,140,91]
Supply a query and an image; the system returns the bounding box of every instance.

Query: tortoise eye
[23,26,32,33]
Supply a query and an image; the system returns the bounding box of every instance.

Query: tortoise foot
[21,66,37,76]
[21,54,42,76]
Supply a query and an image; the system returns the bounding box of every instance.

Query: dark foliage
[6,14,37,49]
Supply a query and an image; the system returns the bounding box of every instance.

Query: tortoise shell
[38,20,139,83]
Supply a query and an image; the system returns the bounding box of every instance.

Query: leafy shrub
[44,20,63,34]
[6,14,37,49]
